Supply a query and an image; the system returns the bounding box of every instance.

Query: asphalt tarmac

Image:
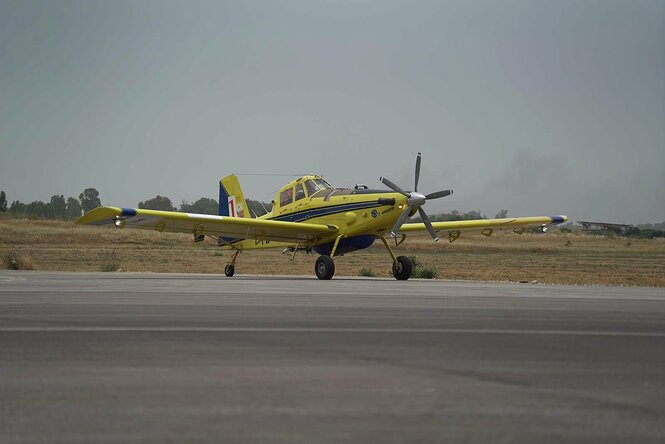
[1,271,664,443]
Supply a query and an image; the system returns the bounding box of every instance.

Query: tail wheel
[392,256,412,280]
[315,255,335,280]
[224,264,235,277]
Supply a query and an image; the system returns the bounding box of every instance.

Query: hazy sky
[1,0,663,224]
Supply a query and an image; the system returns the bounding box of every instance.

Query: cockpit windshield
[313,179,332,189]
[304,178,333,197]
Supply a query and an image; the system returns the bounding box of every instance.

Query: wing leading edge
[76,206,338,244]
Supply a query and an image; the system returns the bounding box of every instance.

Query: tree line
[586,225,665,239]
[0,189,271,219]
[140,195,272,217]
[0,188,101,219]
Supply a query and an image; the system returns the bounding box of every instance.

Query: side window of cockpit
[295,183,305,201]
[304,180,318,197]
[280,187,293,207]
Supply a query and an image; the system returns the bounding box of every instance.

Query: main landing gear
[314,234,343,280]
[381,236,413,280]
[392,255,413,280]
[224,264,235,277]
[315,255,335,280]
[224,250,240,277]
[313,235,414,281]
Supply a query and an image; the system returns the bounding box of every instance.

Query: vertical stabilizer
[219,174,250,218]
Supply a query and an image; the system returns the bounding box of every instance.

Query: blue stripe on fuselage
[269,201,384,223]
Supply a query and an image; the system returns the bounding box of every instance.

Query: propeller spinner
[380,153,452,242]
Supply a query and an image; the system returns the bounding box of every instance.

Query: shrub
[2,248,34,270]
[99,249,121,272]
[417,268,438,279]
[408,255,437,279]
[413,266,438,279]
[359,268,375,277]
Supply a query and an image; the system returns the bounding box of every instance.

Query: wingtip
[75,206,124,225]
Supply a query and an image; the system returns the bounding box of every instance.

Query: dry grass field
[1,217,664,287]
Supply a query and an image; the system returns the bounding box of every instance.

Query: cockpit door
[294,183,306,211]
[278,186,294,215]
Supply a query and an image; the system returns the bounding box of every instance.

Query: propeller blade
[380,177,408,196]
[425,189,452,200]
[414,152,422,192]
[418,207,439,242]
[390,205,413,237]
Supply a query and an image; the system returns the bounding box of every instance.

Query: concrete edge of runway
[2,269,663,290]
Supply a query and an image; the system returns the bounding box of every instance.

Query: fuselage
[232,175,408,253]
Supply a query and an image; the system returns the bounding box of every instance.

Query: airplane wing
[399,215,568,240]
[76,206,338,244]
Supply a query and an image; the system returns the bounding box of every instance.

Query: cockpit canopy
[276,175,333,209]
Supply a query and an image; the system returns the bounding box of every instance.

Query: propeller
[379,152,453,242]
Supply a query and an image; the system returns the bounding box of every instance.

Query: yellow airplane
[77,153,568,280]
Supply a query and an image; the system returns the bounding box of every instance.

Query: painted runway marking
[0,276,26,283]
[1,327,664,337]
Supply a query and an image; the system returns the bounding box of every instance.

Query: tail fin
[219,174,250,218]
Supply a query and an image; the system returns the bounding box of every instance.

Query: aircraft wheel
[224,264,235,277]
[392,256,412,280]
[315,255,335,280]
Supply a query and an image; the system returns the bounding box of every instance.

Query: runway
[1,272,664,443]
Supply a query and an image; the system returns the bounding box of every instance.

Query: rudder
[219,174,250,218]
